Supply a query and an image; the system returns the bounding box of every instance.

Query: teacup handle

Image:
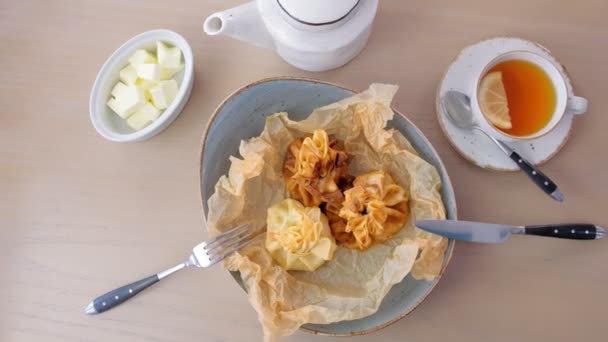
[568,96,588,115]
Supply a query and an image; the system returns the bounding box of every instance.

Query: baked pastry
[265,199,337,271]
[332,171,409,250]
[283,129,349,207]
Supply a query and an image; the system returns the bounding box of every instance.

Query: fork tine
[206,234,263,267]
[206,229,256,258]
[204,224,249,248]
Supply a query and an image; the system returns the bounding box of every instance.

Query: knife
[416,220,606,243]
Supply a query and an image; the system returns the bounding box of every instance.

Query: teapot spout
[203,1,274,50]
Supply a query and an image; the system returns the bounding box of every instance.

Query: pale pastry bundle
[265,199,336,271]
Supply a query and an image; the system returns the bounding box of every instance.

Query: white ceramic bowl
[90,29,194,142]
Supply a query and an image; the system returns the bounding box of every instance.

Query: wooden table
[2,1,607,341]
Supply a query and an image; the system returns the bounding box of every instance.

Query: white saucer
[435,37,577,171]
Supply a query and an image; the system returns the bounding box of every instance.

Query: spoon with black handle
[442,90,564,202]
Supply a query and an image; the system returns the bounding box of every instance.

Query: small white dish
[90,29,194,142]
[436,37,583,171]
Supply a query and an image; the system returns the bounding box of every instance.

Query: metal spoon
[441,90,564,202]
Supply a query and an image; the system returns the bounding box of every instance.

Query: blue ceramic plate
[199,77,456,336]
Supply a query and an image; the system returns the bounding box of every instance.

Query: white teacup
[470,51,587,141]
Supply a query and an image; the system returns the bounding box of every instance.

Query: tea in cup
[471,51,587,141]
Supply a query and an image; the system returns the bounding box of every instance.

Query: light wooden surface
[2,1,607,341]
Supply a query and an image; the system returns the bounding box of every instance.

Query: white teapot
[203,0,378,72]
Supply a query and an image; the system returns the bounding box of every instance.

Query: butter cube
[128,49,157,66]
[119,65,138,85]
[160,64,184,80]
[107,98,128,118]
[136,63,162,81]
[136,102,161,121]
[126,110,153,131]
[110,82,128,98]
[157,41,182,68]
[135,79,159,100]
[148,80,179,109]
[114,85,146,118]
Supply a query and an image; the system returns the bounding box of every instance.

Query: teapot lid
[277,0,360,26]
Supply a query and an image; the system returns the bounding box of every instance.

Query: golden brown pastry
[265,199,337,271]
[324,200,353,248]
[333,171,409,250]
[283,129,349,207]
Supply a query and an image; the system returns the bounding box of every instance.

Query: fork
[85,224,259,314]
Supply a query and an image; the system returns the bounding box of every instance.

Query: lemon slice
[479,71,512,129]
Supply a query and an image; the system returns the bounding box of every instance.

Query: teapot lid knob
[277,0,360,25]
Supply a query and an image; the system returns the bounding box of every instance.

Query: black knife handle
[509,151,560,200]
[525,224,599,240]
[90,275,159,314]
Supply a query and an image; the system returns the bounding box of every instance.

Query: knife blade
[416,220,605,243]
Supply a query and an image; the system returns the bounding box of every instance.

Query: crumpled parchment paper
[206,84,448,341]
